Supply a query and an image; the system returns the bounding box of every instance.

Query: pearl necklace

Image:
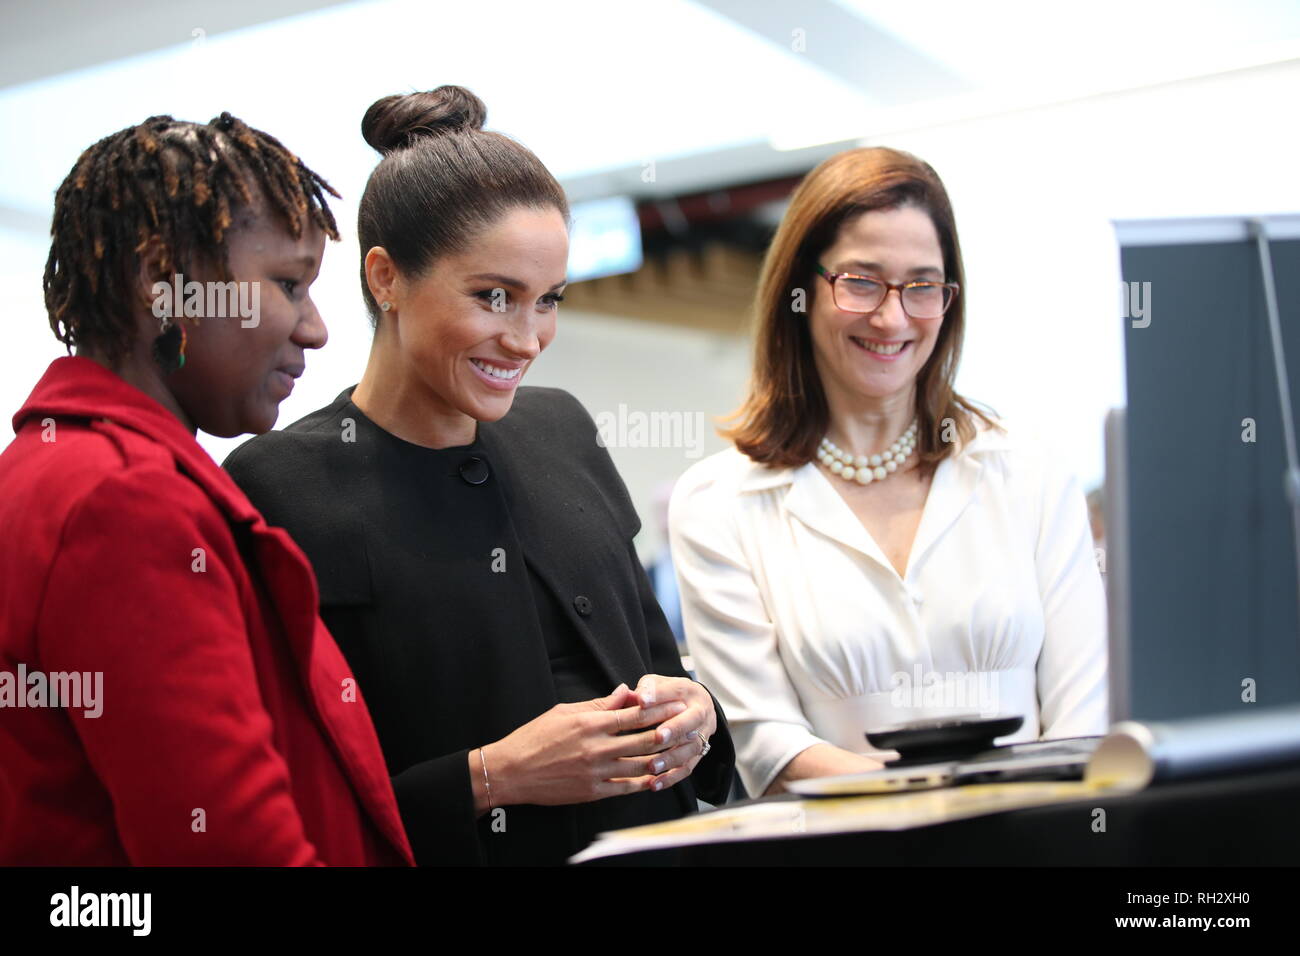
[817,419,918,485]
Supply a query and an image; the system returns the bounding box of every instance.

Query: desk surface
[588,763,1300,865]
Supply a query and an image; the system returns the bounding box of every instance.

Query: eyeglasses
[815,264,958,319]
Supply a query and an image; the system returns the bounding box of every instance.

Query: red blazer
[0,357,414,866]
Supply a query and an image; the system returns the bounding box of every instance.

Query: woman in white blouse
[669,147,1107,798]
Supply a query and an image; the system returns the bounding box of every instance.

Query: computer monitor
[1103,408,1131,723]
[1109,214,1300,721]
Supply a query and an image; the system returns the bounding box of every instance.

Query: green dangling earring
[152,316,187,373]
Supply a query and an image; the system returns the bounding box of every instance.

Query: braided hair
[44,111,340,366]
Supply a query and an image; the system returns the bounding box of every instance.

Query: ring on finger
[692,729,711,757]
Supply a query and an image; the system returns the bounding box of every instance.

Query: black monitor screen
[1119,234,1300,720]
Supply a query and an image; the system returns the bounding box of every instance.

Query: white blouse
[668,421,1108,798]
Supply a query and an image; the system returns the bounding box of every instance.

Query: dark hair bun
[361,86,487,155]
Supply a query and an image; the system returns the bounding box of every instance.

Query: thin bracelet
[478,745,493,812]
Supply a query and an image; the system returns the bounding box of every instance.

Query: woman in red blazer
[0,113,413,866]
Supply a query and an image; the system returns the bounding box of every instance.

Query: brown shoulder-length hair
[720,146,998,471]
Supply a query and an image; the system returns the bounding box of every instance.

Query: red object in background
[0,357,414,866]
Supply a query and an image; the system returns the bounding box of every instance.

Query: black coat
[224,385,734,865]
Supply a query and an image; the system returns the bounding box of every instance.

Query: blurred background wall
[3,0,1299,559]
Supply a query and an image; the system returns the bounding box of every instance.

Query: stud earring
[380,301,392,312]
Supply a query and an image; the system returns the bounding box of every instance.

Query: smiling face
[382,205,569,424]
[808,203,947,412]
[164,203,328,437]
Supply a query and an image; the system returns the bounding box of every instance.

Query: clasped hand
[478,675,716,811]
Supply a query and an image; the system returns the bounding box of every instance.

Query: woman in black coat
[224,86,734,866]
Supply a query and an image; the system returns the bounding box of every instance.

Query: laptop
[788,736,1104,797]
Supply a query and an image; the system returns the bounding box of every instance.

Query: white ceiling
[1,0,1298,229]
